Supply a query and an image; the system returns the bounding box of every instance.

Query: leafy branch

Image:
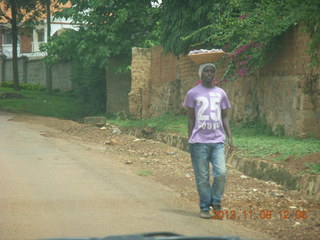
[160,0,319,80]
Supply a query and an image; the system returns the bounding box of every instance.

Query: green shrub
[1,81,46,91]
[1,81,14,88]
[71,61,106,116]
[20,83,46,91]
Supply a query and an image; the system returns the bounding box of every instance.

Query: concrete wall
[106,57,131,113]
[52,61,73,91]
[0,55,73,91]
[24,58,46,85]
[128,24,320,139]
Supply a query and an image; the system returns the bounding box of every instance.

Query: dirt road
[0,111,271,240]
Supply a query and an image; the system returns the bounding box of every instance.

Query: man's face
[201,65,216,83]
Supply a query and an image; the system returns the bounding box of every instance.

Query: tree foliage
[0,0,46,26]
[42,0,319,113]
[41,0,161,114]
[0,0,59,90]
[43,0,161,66]
[0,0,38,90]
[160,0,320,80]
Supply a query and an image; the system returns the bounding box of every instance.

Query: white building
[1,16,77,58]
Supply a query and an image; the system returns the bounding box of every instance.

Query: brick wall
[129,47,152,118]
[128,24,320,138]
[149,46,179,115]
[20,31,32,53]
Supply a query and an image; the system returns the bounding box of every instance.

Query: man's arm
[187,107,195,139]
[221,109,234,152]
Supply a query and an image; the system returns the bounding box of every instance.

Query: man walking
[183,63,234,219]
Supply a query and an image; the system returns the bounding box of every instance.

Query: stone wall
[222,24,320,138]
[0,55,73,91]
[129,46,199,118]
[149,46,179,116]
[128,24,319,138]
[129,48,152,118]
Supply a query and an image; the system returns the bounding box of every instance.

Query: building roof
[0,1,72,24]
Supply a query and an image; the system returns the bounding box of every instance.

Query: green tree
[160,0,227,56]
[42,0,161,114]
[47,0,161,64]
[0,0,53,90]
[160,0,319,80]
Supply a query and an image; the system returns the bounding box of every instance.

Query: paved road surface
[0,112,271,240]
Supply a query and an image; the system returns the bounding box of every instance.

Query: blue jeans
[189,143,227,211]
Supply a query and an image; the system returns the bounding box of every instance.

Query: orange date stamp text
[211,210,308,220]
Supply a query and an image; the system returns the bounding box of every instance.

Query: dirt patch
[10,113,320,240]
[282,153,320,173]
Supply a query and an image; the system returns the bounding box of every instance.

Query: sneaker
[211,205,223,220]
[212,204,222,211]
[199,210,214,219]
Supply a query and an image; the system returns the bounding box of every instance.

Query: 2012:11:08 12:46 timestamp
[212,210,308,220]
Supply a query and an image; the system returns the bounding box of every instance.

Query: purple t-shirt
[183,84,231,144]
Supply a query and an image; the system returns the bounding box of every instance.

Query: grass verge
[107,113,320,163]
[106,112,188,136]
[305,163,320,174]
[0,87,85,120]
[1,87,319,167]
[231,121,320,161]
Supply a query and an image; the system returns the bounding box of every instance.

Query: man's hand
[228,138,234,153]
[221,109,234,153]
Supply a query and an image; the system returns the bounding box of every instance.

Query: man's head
[199,63,216,85]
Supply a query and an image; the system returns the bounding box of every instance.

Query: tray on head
[188,51,225,64]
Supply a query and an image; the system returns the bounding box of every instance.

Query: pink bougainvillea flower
[223,43,231,51]
[237,68,247,77]
[234,44,250,55]
[239,14,248,20]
